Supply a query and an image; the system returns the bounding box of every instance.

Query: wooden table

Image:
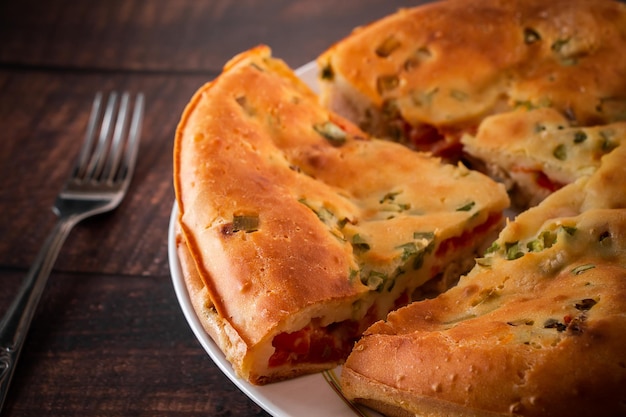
[0,1,420,415]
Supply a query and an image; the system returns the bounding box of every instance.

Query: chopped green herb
[249,62,264,72]
[320,64,334,81]
[232,214,259,233]
[571,264,596,275]
[599,230,611,244]
[411,88,439,107]
[575,298,597,311]
[505,241,524,260]
[338,217,351,229]
[363,271,387,292]
[573,131,587,144]
[524,28,541,44]
[553,144,567,160]
[526,238,544,252]
[560,225,577,236]
[485,241,500,254]
[560,57,578,67]
[397,242,419,262]
[528,230,558,252]
[313,121,347,146]
[380,191,401,204]
[450,89,469,101]
[379,191,410,212]
[375,35,402,57]
[235,95,256,116]
[507,318,534,326]
[377,74,400,94]
[381,99,401,119]
[456,201,476,212]
[352,234,371,252]
[414,231,435,242]
[348,269,359,284]
[599,131,618,153]
[403,46,431,70]
[551,38,570,53]
[540,230,558,248]
[544,318,567,332]
[475,257,493,267]
[412,250,427,270]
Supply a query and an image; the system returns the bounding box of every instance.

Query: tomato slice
[268,305,379,368]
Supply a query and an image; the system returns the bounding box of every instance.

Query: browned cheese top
[174,46,509,347]
[318,0,626,127]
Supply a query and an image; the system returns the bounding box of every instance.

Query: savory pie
[173,0,626,414]
[173,45,509,384]
[317,0,626,195]
[341,144,626,417]
[461,108,626,206]
[323,0,626,414]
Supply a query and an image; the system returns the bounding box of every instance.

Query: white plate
[168,62,382,417]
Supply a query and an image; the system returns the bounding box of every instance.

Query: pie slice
[341,144,626,417]
[461,108,626,207]
[173,45,509,384]
[316,0,626,160]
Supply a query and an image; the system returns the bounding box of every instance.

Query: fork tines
[73,91,144,185]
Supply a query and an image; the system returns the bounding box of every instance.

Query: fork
[0,91,144,412]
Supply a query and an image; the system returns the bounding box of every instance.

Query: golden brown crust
[343,213,626,416]
[461,108,626,207]
[174,45,509,384]
[342,145,626,416]
[318,0,626,149]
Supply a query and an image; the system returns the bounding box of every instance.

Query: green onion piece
[573,131,587,144]
[456,201,476,212]
[411,88,439,107]
[414,231,435,242]
[527,238,544,252]
[551,38,570,53]
[524,28,541,44]
[320,64,334,81]
[485,241,500,254]
[450,89,468,101]
[505,241,524,260]
[553,144,567,160]
[232,215,259,233]
[404,46,431,70]
[507,318,534,326]
[543,318,566,332]
[313,121,347,146]
[397,242,419,262]
[575,298,597,311]
[375,35,401,57]
[540,230,557,248]
[599,230,611,244]
[475,257,493,267]
[560,225,577,236]
[352,234,371,252]
[377,75,400,94]
[571,264,596,276]
[363,271,386,292]
[348,269,359,284]
[380,191,401,204]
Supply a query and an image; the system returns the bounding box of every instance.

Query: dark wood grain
[0,271,270,416]
[0,71,197,276]
[0,1,421,416]
[0,0,415,71]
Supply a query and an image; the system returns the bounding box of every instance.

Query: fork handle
[0,216,76,412]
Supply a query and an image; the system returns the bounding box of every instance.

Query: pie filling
[268,213,503,368]
[511,166,566,193]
